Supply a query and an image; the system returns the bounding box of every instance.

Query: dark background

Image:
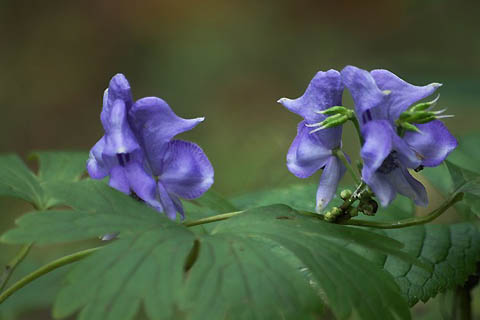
[0,1,479,319]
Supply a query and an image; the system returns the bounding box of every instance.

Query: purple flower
[341,66,457,207]
[278,70,346,211]
[87,74,214,219]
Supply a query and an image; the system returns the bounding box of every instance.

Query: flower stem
[0,247,100,305]
[0,243,33,292]
[333,149,361,185]
[350,116,364,146]
[182,210,245,227]
[343,192,464,229]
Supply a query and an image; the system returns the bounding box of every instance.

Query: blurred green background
[0,0,479,319]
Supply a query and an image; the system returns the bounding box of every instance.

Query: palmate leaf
[2,178,417,320]
[0,152,88,209]
[51,222,321,320]
[373,224,480,306]
[213,205,412,320]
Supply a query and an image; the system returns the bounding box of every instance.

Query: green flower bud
[340,189,352,200]
[324,211,336,222]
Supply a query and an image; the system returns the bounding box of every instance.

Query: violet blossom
[87,74,214,219]
[278,70,346,211]
[341,66,457,207]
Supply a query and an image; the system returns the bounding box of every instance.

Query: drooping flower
[87,74,214,219]
[129,97,214,219]
[278,70,346,211]
[341,66,457,207]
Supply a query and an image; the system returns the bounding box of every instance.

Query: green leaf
[31,151,88,183]
[0,152,89,208]
[213,205,412,320]
[53,224,321,320]
[423,159,480,217]
[0,154,45,207]
[1,180,174,244]
[53,227,196,320]
[178,233,321,320]
[375,224,480,306]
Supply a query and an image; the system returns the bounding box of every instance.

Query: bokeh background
[0,1,479,319]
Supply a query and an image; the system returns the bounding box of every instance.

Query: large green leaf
[213,205,412,320]
[0,154,45,207]
[373,224,480,306]
[3,177,422,320]
[52,227,194,320]
[175,233,321,320]
[52,224,321,320]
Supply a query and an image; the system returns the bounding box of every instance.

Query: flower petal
[370,69,441,121]
[278,69,343,124]
[106,73,133,110]
[87,136,109,179]
[392,133,422,169]
[157,181,178,220]
[365,172,396,207]
[287,121,333,179]
[157,140,214,199]
[316,156,345,212]
[109,166,130,194]
[387,167,428,207]
[124,161,163,211]
[170,194,185,220]
[360,120,393,181]
[403,120,457,167]
[341,66,388,121]
[103,99,141,156]
[129,97,204,171]
[101,74,133,127]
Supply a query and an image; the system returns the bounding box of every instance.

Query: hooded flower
[278,70,346,211]
[341,66,457,207]
[87,74,214,219]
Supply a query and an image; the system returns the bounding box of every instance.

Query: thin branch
[343,192,464,229]
[0,243,33,292]
[0,247,100,304]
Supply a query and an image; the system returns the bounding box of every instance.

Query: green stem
[0,247,100,304]
[350,116,364,146]
[343,192,464,229]
[333,149,361,185]
[0,243,33,292]
[182,210,245,227]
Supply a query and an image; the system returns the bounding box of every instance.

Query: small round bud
[340,189,352,200]
[324,211,336,222]
[330,207,342,216]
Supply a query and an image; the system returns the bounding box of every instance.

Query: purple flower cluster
[87,74,214,220]
[279,66,457,210]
